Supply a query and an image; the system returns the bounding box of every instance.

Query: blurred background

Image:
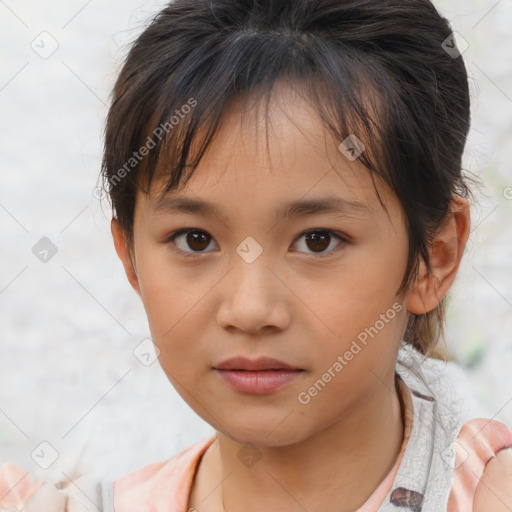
[0,0,511,486]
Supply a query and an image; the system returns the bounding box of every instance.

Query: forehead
[138,85,398,224]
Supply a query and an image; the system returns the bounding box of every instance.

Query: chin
[219,422,312,448]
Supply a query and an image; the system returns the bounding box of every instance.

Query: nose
[216,255,291,335]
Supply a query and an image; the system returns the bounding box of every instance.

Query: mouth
[213,356,304,372]
[213,368,305,394]
[215,368,305,372]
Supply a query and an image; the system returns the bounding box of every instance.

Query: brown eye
[305,231,330,252]
[166,229,216,255]
[165,227,349,259]
[184,230,210,251]
[293,229,348,257]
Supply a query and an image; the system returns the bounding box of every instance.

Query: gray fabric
[100,477,115,512]
[65,472,114,512]
[20,473,107,512]
[67,472,106,512]
[377,342,472,511]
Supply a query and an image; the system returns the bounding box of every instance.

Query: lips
[213,357,305,394]
[213,356,303,371]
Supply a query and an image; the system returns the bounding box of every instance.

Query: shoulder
[449,418,512,512]
[0,461,65,511]
[0,460,105,512]
[114,435,215,488]
[114,435,215,511]
[473,447,512,511]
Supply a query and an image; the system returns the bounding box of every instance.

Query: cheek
[135,250,214,365]
[339,240,408,330]
[305,250,405,333]
[302,245,407,378]
[135,251,191,337]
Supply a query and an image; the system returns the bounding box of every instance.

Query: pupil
[307,231,329,252]
[188,231,209,251]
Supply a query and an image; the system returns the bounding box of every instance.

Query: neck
[195,372,405,512]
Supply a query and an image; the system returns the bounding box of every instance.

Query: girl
[2,0,511,510]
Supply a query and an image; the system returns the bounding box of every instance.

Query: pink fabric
[113,430,409,512]
[113,422,410,512]
[0,461,44,508]
[113,376,415,511]
[114,436,216,511]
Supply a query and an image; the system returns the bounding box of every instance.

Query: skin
[473,448,512,510]
[111,84,472,511]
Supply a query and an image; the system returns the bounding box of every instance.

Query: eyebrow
[151,194,370,220]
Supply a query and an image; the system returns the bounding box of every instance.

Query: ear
[111,218,141,296]
[406,196,470,314]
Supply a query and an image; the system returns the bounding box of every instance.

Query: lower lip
[214,369,304,394]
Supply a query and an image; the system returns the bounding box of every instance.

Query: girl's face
[116,88,411,446]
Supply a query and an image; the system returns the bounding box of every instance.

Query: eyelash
[163,228,350,259]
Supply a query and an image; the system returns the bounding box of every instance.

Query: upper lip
[214,356,303,371]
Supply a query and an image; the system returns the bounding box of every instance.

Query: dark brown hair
[100,0,480,360]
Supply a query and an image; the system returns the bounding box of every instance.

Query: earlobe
[406,196,470,314]
[111,218,141,296]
